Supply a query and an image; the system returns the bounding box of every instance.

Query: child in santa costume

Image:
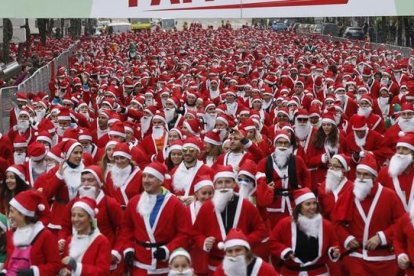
[168,248,194,276]
[61,197,111,275]
[270,188,340,275]
[3,190,60,275]
[214,228,277,276]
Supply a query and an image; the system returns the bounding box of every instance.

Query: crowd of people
[0,22,414,275]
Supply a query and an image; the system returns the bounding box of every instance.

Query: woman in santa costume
[0,165,29,214]
[270,187,341,275]
[105,142,143,208]
[306,112,346,192]
[214,228,277,276]
[61,197,111,275]
[3,190,60,275]
[42,139,85,232]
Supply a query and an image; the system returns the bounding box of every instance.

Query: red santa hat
[9,190,46,218]
[351,115,368,131]
[239,119,256,132]
[214,165,236,183]
[78,128,93,142]
[62,139,82,160]
[169,128,183,140]
[396,134,414,152]
[183,119,201,136]
[293,187,316,206]
[72,197,98,218]
[217,228,250,250]
[6,165,27,183]
[273,130,291,145]
[169,248,192,265]
[183,137,201,152]
[238,159,257,181]
[109,121,126,138]
[356,152,378,177]
[296,108,309,119]
[194,175,214,193]
[18,108,30,118]
[401,102,414,112]
[143,162,168,182]
[359,95,373,106]
[47,143,64,163]
[152,111,166,124]
[16,92,28,102]
[27,142,47,161]
[13,135,28,148]
[332,154,351,172]
[36,131,52,146]
[321,112,337,126]
[82,165,104,187]
[62,128,79,142]
[204,129,222,146]
[167,140,183,155]
[216,114,233,128]
[57,108,72,121]
[112,143,131,160]
[98,109,112,119]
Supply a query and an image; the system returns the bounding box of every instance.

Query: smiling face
[142,172,163,195]
[71,207,91,235]
[8,206,26,228]
[300,198,318,218]
[5,172,17,191]
[68,146,83,166]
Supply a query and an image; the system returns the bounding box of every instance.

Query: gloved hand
[124,251,135,267]
[16,269,34,276]
[153,247,167,260]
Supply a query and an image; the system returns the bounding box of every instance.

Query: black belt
[284,263,325,272]
[274,188,291,197]
[135,240,166,248]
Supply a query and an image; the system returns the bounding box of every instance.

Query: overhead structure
[1,0,414,18]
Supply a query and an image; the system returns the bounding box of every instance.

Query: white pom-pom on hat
[399,131,406,137]
[94,208,99,215]
[359,151,365,158]
[217,242,225,250]
[38,204,45,211]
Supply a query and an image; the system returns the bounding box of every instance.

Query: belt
[283,263,325,272]
[135,240,166,248]
[274,188,291,197]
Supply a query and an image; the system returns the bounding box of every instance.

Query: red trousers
[342,256,399,275]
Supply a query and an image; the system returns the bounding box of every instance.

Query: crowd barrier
[0,41,79,133]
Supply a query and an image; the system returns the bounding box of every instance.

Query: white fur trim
[153,114,166,123]
[160,246,170,261]
[280,247,293,260]
[57,115,71,121]
[10,198,34,217]
[294,193,316,206]
[352,125,368,130]
[143,167,164,182]
[108,131,126,138]
[72,201,95,218]
[31,152,46,162]
[37,136,52,145]
[204,136,222,146]
[344,235,356,249]
[13,142,28,148]
[78,134,93,141]
[6,167,26,182]
[224,239,250,250]
[377,231,387,246]
[30,265,40,276]
[47,151,63,163]
[183,143,200,152]
[82,169,103,186]
[65,142,82,159]
[111,250,122,262]
[397,142,414,152]
[238,170,255,180]
[214,171,236,182]
[399,131,406,137]
[169,249,191,264]
[216,116,228,126]
[274,134,290,144]
[113,151,132,160]
[356,164,378,177]
[321,118,337,125]
[123,248,134,256]
[243,140,253,149]
[333,154,349,171]
[194,180,214,192]
[328,247,340,262]
[73,263,82,276]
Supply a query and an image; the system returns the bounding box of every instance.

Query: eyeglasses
[327,164,343,170]
[182,148,197,154]
[297,118,309,122]
[275,141,290,147]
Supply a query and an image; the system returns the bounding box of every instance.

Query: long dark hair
[292,202,321,223]
[0,173,29,213]
[312,124,339,149]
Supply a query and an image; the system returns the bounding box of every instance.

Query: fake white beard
[353,178,374,201]
[140,116,152,135]
[357,107,372,118]
[164,108,175,123]
[204,113,217,131]
[223,255,247,276]
[31,160,46,175]
[388,153,413,178]
[137,191,157,217]
[398,117,414,133]
[334,114,341,125]
[295,122,311,141]
[152,126,165,139]
[78,186,98,200]
[62,163,84,200]
[83,144,93,154]
[219,129,228,142]
[69,231,93,261]
[273,147,292,168]
[226,102,237,115]
[168,269,193,276]
[354,131,367,148]
[297,213,322,238]
[17,120,30,133]
[111,165,131,188]
[325,169,343,192]
[238,180,254,199]
[378,97,389,106]
[212,188,234,213]
[14,152,26,165]
[56,126,67,137]
[46,163,56,172]
[35,110,46,123]
[381,78,389,86]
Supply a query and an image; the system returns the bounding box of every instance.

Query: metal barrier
[0,41,79,133]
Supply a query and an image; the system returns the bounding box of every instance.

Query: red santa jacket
[105,165,143,207]
[63,230,111,276]
[170,160,212,196]
[213,256,278,276]
[4,222,60,275]
[332,184,405,260]
[394,213,414,274]
[120,190,192,274]
[317,178,354,221]
[192,195,268,268]
[270,216,339,276]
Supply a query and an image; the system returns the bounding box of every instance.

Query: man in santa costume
[293,109,316,154]
[105,142,143,208]
[11,135,28,165]
[394,197,414,275]
[138,111,169,161]
[9,92,28,130]
[384,102,414,150]
[214,228,277,276]
[334,84,358,120]
[24,141,47,187]
[378,133,414,212]
[256,130,311,229]
[192,166,268,273]
[270,188,340,275]
[349,95,386,133]
[91,109,111,148]
[8,107,36,145]
[332,153,405,275]
[121,162,192,275]
[58,165,125,275]
[170,137,212,205]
